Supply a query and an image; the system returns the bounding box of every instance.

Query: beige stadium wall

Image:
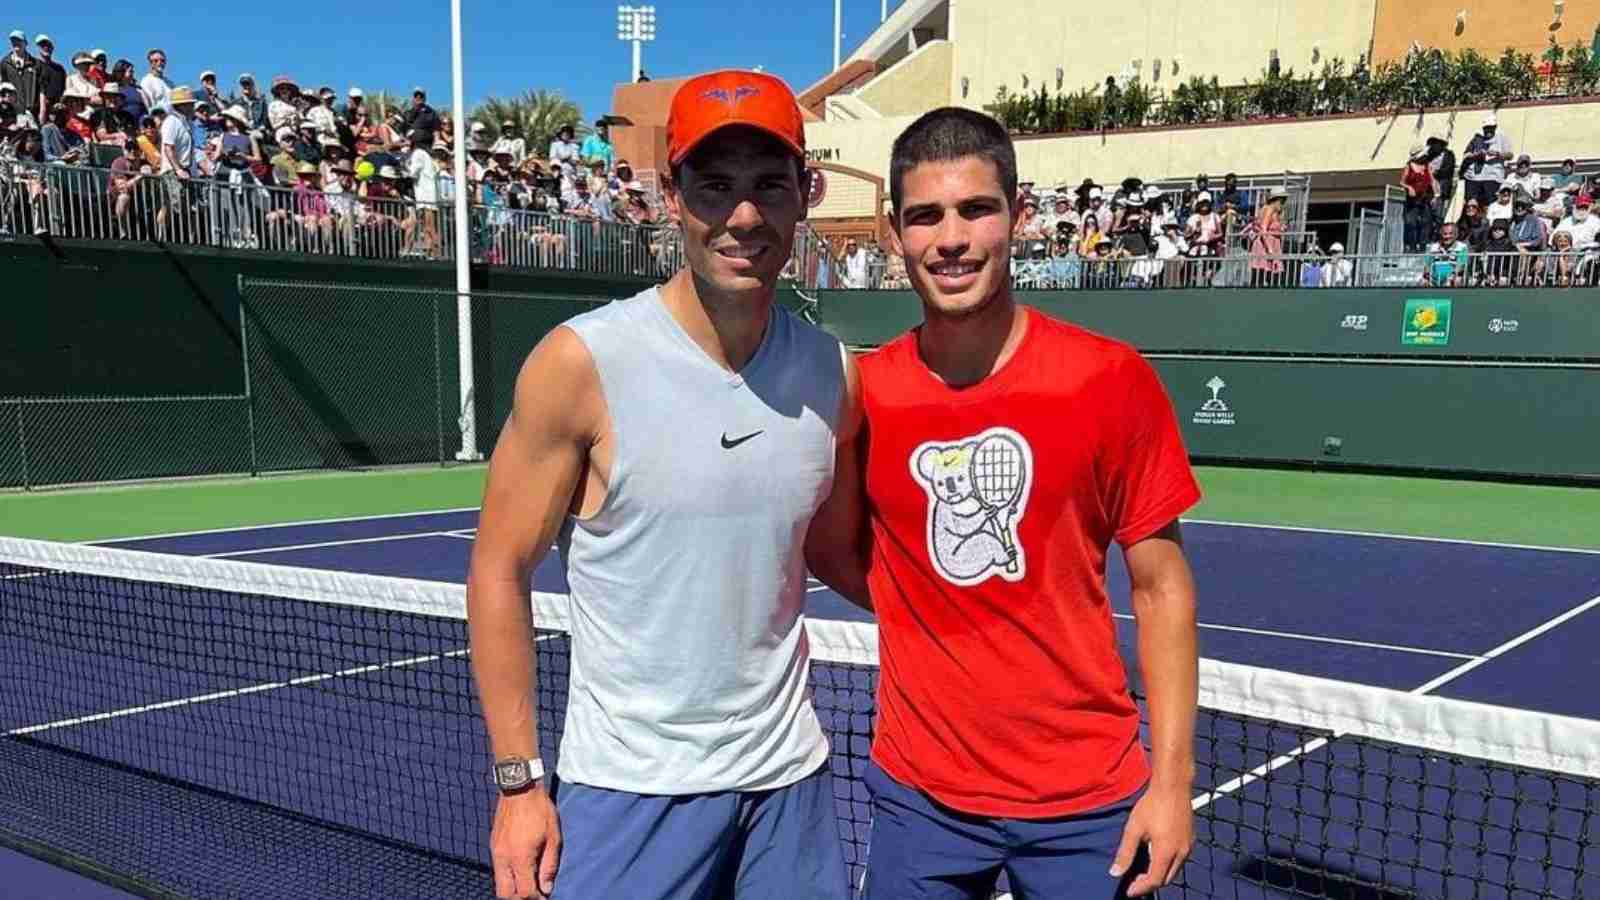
[856,40,954,117]
[947,0,1376,112]
[803,99,1600,218]
[1372,0,1600,64]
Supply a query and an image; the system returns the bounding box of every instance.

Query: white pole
[633,39,642,82]
[881,0,887,23]
[451,0,480,461]
[833,0,842,70]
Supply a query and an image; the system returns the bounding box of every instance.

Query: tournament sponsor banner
[1401,298,1452,347]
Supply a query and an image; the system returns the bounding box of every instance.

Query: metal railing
[1000,250,1599,290]
[0,158,691,277]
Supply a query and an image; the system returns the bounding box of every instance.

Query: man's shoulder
[1027,309,1146,371]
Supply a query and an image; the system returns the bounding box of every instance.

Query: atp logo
[909,427,1034,586]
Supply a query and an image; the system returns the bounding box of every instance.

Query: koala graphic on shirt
[910,427,1034,586]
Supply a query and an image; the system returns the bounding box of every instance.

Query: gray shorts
[161,172,186,208]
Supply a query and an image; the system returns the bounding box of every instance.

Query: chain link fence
[239,278,610,476]
[1,281,612,490]
[0,395,251,489]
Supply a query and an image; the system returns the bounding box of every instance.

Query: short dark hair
[888,107,1017,218]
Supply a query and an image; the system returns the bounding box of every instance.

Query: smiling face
[664,126,806,301]
[890,155,1014,321]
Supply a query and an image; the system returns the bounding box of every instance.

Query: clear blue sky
[14,0,904,121]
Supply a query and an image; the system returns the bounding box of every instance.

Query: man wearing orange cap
[467,69,858,900]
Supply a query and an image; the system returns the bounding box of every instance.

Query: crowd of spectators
[1399,113,1599,286]
[0,31,676,268]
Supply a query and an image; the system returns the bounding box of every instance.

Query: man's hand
[490,787,562,899]
[1110,781,1193,896]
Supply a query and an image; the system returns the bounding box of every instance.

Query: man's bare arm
[803,351,870,608]
[466,326,599,899]
[1111,519,1198,896]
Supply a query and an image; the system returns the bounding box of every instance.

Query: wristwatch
[493,756,546,794]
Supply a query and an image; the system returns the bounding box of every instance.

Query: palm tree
[470,90,586,156]
[363,90,408,121]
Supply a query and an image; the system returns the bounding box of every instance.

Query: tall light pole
[617,5,657,83]
[450,0,479,461]
[833,0,842,70]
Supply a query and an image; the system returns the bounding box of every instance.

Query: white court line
[1110,613,1479,661]
[438,532,477,542]
[198,531,463,559]
[6,648,471,737]
[1182,517,1600,557]
[1190,593,1600,811]
[82,506,481,546]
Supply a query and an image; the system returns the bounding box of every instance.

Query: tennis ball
[355,160,375,181]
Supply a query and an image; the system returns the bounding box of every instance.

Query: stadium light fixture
[617,5,657,83]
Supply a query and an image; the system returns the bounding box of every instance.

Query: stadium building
[610,0,1600,250]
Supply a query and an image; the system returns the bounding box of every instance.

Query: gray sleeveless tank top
[554,286,843,793]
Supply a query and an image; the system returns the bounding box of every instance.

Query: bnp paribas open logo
[1192,376,1236,426]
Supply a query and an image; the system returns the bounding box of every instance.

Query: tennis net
[1,535,1597,899]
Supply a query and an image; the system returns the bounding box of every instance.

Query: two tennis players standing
[467,71,1201,900]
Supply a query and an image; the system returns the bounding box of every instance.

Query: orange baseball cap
[667,69,805,166]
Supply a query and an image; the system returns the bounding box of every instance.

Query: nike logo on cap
[721,430,763,450]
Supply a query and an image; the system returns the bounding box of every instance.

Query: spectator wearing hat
[267,76,300,136]
[10,121,53,235]
[306,87,338,140]
[111,60,147,124]
[157,85,198,239]
[195,71,224,115]
[1423,134,1455,202]
[399,87,440,143]
[67,52,100,104]
[291,160,334,248]
[61,85,96,141]
[1319,242,1354,287]
[1533,177,1566,228]
[3,30,42,123]
[1247,187,1289,284]
[1509,192,1547,283]
[1461,114,1512,208]
[1400,146,1439,251]
[1479,218,1517,284]
[33,35,63,120]
[1485,184,1516,225]
[91,84,137,144]
[269,127,300,186]
[87,49,108,88]
[492,120,525,165]
[342,87,364,122]
[291,121,322,165]
[140,48,172,114]
[1185,191,1223,257]
[233,74,267,134]
[580,117,612,170]
[321,159,360,253]
[548,122,580,179]
[1502,154,1540,199]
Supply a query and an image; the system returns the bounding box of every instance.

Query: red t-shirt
[859,307,1200,819]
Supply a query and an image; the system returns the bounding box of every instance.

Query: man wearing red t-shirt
[808,108,1199,898]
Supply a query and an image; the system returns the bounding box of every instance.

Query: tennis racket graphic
[971,433,1027,574]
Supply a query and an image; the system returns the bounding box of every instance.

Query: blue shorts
[550,764,851,899]
[861,762,1150,900]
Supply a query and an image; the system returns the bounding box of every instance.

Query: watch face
[495,759,529,787]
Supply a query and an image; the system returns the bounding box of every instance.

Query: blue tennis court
[4,510,1597,898]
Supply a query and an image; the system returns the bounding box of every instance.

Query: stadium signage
[1339,314,1369,331]
[805,147,843,162]
[1192,376,1236,426]
[1487,317,1520,334]
[1400,299,1452,347]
